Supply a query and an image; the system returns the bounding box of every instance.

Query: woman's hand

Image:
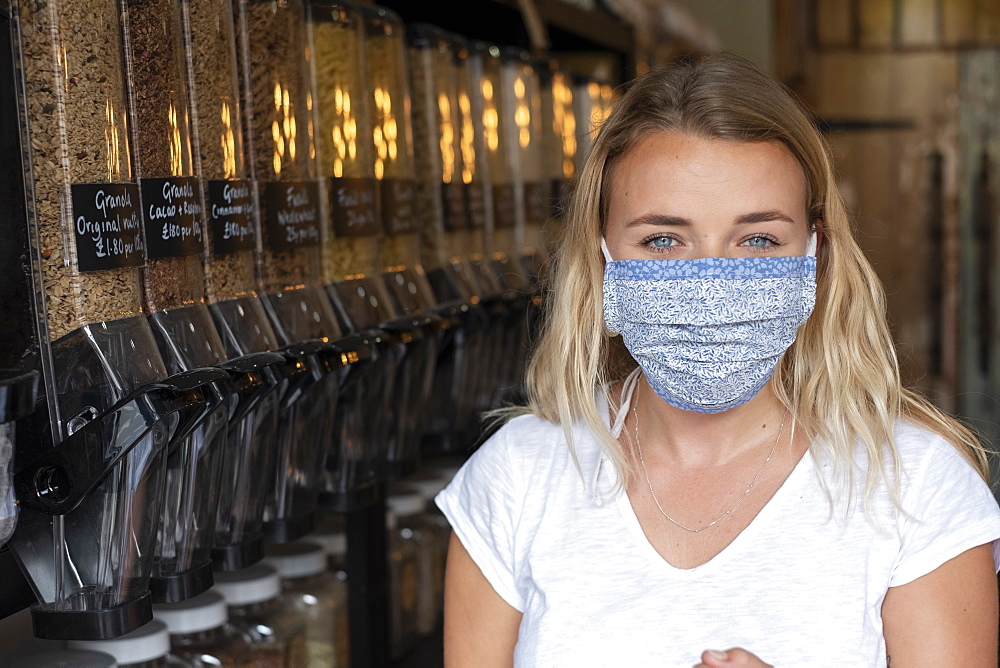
[694,648,773,667]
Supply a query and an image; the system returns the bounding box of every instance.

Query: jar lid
[69,619,171,664]
[154,590,228,635]
[11,649,116,667]
[387,491,425,517]
[212,563,281,605]
[263,541,327,579]
[307,531,346,557]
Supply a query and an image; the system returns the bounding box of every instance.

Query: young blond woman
[436,53,1000,667]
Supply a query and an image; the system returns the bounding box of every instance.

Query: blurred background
[381,0,1000,447]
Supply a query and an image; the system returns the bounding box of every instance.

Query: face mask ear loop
[806,231,818,258]
[601,237,614,263]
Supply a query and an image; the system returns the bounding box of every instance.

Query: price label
[208,179,256,254]
[140,176,205,259]
[262,180,322,249]
[71,183,145,272]
[329,177,379,237]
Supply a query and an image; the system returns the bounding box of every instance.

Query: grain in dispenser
[501,48,547,278]
[233,0,350,542]
[308,0,400,501]
[9,0,216,637]
[358,4,448,478]
[182,0,291,572]
[119,0,242,605]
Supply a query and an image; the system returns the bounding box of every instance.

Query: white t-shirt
[436,402,1000,667]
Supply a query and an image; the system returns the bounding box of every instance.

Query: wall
[668,0,774,74]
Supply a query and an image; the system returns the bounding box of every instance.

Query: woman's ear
[812,220,824,252]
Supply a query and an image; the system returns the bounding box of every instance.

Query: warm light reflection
[552,72,576,179]
[104,100,123,180]
[331,86,358,178]
[438,93,455,183]
[458,91,475,184]
[481,77,499,153]
[272,81,298,176]
[221,101,237,178]
[373,84,398,179]
[168,102,184,176]
[514,74,531,150]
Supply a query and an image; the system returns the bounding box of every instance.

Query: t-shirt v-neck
[615,449,813,575]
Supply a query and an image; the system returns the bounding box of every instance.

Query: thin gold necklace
[632,398,787,533]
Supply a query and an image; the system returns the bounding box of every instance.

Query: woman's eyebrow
[735,210,796,224]
[624,211,797,227]
[624,214,691,227]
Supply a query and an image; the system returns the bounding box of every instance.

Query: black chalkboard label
[441,182,468,231]
[71,183,145,272]
[262,180,322,249]
[140,177,204,259]
[380,178,417,235]
[493,184,517,229]
[208,179,256,254]
[466,183,486,229]
[329,177,379,237]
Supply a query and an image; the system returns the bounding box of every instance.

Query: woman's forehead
[604,132,809,227]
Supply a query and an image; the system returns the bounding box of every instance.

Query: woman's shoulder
[888,418,991,498]
[488,411,595,460]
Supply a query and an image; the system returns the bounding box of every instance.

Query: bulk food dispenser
[478,42,533,408]
[307,0,401,501]
[182,0,290,570]
[358,3,457,478]
[118,0,240,604]
[501,48,548,282]
[407,24,499,454]
[8,0,222,638]
[233,0,362,542]
[449,35,519,441]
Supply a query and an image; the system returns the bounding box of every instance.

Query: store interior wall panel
[811,51,960,403]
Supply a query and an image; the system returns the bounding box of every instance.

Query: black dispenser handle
[14,367,224,516]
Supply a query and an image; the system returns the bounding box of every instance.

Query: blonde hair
[514,52,989,504]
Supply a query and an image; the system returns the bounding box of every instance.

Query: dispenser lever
[14,368,224,515]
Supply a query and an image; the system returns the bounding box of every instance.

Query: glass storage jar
[212,564,308,667]
[387,488,444,639]
[264,541,349,667]
[154,590,254,667]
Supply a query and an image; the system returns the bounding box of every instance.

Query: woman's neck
[630,375,789,469]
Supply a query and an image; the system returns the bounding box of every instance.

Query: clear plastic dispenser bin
[406,25,494,455]
[264,541,349,667]
[153,590,254,666]
[70,619,174,667]
[449,38,515,444]
[10,0,218,637]
[501,49,547,279]
[477,43,532,411]
[0,370,39,550]
[117,0,236,605]
[181,0,288,572]
[306,0,395,507]
[234,0,349,543]
[361,5,469,477]
[212,563,308,666]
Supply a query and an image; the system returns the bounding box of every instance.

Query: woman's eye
[647,236,677,249]
[742,235,777,249]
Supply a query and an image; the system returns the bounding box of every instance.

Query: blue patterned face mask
[602,236,817,413]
